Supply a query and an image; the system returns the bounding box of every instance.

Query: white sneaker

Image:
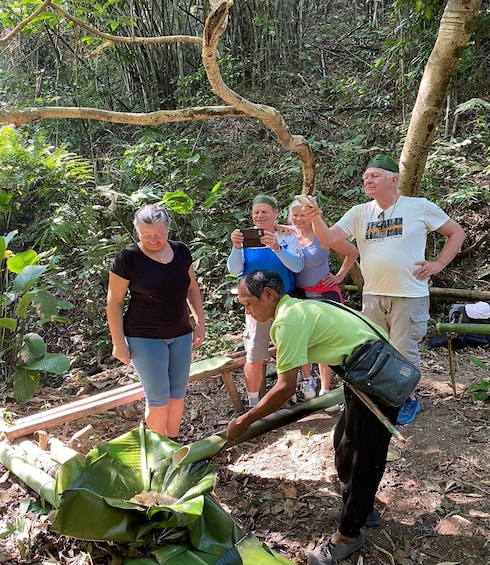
[300,379,317,400]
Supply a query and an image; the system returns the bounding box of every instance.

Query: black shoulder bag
[325,300,421,407]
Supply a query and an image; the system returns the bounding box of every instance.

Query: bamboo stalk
[0,442,58,508]
[447,335,457,396]
[173,388,345,466]
[48,437,79,463]
[345,385,406,443]
[436,323,490,334]
[342,286,490,301]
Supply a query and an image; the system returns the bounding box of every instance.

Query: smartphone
[294,194,320,209]
[241,227,265,248]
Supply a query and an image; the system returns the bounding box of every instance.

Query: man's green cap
[366,154,399,173]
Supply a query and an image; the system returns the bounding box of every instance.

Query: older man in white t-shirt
[302,154,466,425]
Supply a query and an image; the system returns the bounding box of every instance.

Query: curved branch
[203,1,317,194]
[0,0,203,47]
[0,106,246,128]
[0,0,52,43]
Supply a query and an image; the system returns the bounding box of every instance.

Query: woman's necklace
[154,244,173,263]
[140,243,173,263]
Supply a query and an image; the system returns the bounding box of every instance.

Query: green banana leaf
[49,422,295,564]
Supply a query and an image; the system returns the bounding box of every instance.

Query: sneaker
[397,397,421,425]
[300,378,317,400]
[308,533,365,565]
[281,398,296,409]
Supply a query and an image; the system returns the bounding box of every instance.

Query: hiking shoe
[325,403,341,414]
[300,378,317,400]
[281,398,297,409]
[365,508,381,527]
[397,397,421,425]
[308,533,365,565]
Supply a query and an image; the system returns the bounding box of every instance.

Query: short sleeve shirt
[111,242,193,339]
[270,295,382,373]
[335,196,449,297]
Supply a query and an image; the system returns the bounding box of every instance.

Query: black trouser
[333,385,400,537]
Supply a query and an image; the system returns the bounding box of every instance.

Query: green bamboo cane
[173,387,345,467]
[436,323,490,335]
[0,442,58,508]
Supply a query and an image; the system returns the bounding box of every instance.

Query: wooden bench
[0,353,251,441]
[436,322,490,395]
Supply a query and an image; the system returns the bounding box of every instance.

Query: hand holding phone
[241,228,265,248]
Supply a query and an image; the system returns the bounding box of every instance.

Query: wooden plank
[1,355,250,440]
[1,383,146,440]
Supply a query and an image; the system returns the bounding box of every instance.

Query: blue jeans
[126,333,192,406]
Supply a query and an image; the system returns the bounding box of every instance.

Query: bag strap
[321,299,389,343]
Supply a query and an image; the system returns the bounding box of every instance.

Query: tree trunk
[399,0,482,195]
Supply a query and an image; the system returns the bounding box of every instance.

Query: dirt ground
[1,343,489,565]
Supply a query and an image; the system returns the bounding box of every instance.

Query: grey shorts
[243,313,272,363]
[362,294,430,368]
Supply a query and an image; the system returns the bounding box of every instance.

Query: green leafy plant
[1,232,72,402]
[467,355,490,402]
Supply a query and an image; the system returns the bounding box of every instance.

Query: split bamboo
[0,442,58,508]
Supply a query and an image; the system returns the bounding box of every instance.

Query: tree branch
[203,1,317,194]
[0,106,246,128]
[0,0,203,47]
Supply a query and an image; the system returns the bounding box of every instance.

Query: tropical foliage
[0,232,71,402]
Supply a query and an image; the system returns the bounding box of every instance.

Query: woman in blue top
[289,198,359,400]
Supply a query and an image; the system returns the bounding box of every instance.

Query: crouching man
[227,270,400,565]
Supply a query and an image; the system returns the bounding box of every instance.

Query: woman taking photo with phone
[289,197,359,400]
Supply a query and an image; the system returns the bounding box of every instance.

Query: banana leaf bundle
[47,422,294,564]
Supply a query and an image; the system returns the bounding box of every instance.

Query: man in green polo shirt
[227,270,400,565]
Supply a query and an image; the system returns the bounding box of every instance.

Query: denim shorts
[362,294,430,367]
[126,333,193,406]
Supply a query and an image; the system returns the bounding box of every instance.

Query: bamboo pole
[436,323,490,334]
[342,285,490,302]
[173,388,345,466]
[447,334,457,396]
[345,385,406,443]
[0,442,58,508]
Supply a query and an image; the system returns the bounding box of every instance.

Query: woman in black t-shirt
[106,203,205,440]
